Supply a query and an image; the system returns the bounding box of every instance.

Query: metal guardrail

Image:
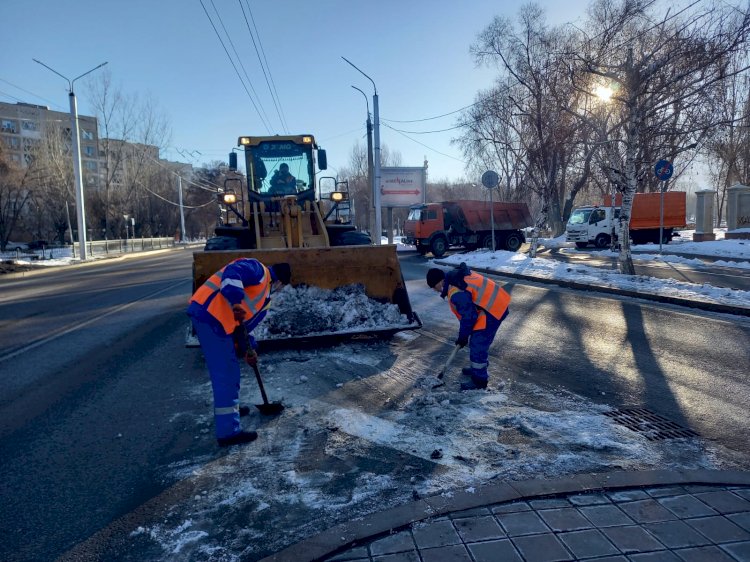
[0,237,176,261]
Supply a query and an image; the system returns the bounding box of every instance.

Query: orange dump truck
[566,192,687,248]
[403,200,533,257]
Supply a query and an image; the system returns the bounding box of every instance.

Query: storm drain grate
[604,408,700,441]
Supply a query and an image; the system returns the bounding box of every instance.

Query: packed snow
[433,230,750,310]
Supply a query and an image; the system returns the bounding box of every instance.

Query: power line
[239,0,289,133]
[198,0,272,133]
[381,122,467,164]
[0,78,66,110]
[208,0,274,131]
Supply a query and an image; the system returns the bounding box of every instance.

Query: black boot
[461,367,474,378]
[460,377,488,391]
[217,430,258,447]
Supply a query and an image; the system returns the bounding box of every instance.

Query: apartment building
[0,100,101,188]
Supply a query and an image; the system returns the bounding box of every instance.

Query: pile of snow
[254,283,409,339]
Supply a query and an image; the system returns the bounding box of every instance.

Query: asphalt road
[1,248,749,561]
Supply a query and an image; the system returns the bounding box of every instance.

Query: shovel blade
[256,402,285,415]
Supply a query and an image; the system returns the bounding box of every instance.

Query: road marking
[0,281,187,363]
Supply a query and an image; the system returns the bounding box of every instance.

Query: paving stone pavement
[260,471,750,562]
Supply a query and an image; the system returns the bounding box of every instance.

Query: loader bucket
[192,245,421,347]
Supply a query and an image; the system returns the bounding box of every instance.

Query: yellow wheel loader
[190,134,420,347]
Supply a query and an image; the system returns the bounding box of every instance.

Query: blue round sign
[654,159,673,181]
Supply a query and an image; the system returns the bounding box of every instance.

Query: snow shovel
[250,363,285,415]
[432,344,461,388]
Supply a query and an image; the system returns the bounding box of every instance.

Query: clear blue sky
[1,0,588,183]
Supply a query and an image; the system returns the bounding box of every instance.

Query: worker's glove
[232,304,246,322]
[455,335,469,348]
[233,325,249,358]
[245,350,258,367]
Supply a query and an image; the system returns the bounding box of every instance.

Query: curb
[260,469,750,562]
[434,260,750,318]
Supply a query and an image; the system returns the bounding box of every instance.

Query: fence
[1,237,176,262]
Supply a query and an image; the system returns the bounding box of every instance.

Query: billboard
[379,167,426,208]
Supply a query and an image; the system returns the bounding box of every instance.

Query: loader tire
[204,236,240,251]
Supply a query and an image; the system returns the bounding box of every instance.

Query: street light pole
[33,59,108,260]
[343,57,382,244]
[352,86,374,233]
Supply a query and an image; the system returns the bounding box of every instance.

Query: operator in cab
[268,163,297,196]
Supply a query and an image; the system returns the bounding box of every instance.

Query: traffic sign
[481,170,499,189]
[654,160,673,181]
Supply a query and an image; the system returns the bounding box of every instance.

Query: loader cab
[236,135,327,205]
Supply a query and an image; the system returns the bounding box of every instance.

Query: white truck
[565,192,687,249]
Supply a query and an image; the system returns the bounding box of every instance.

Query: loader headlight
[222,192,237,204]
[330,191,347,202]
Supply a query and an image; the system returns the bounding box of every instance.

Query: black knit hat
[271,262,292,285]
[426,268,445,288]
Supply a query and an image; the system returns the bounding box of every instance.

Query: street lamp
[351,85,374,234]
[33,59,108,260]
[343,56,382,244]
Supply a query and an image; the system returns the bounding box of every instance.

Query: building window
[84,146,95,157]
[22,120,38,131]
[85,161,98,171]
[10,154,21,163]
[2,136,20,149]
[1,119,17,133]
[82,130,94,140]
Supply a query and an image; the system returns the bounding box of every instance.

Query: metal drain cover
[604,408,699,441]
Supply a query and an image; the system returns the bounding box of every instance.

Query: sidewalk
[263,470,750,562]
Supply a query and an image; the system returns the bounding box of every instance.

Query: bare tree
[461,4,597,237]
[575,0,750,273]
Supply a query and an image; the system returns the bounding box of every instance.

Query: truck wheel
[594,234,610,249]
[504,232,523,252]
[661,230,672,244]
[575,242,588,249]
[481,234,496,250]
[430,237,448,258]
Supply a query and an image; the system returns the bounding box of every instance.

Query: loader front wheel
[430,237,448,258]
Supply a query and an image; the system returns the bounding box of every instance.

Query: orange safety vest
[447,272,510,331]
[189,260,271,335]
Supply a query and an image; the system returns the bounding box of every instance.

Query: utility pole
[33,59,108,261]
[178,175,186,242]
[352,86,374,235]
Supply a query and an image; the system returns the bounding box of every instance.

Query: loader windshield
[246,140,314,197]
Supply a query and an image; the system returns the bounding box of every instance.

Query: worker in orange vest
[188,258,291,446]
[426,263,510,390]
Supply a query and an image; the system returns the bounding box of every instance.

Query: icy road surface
[112,332,745,562]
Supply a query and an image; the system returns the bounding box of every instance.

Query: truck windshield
[568,209,592,225]
[407,208,425,221]
[246,141,313,196]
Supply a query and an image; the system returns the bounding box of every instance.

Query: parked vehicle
[27,240,49,250]
[566,192,687,249]
[3,241,28,252]
[403,200,533,257]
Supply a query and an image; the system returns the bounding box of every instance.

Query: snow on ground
[434,233,750,309]
[136,337,745,561]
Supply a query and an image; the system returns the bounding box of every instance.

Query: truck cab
[566,206,618,249]
[404,204,444,255]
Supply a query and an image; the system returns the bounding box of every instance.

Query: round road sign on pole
[481,170,499,189]
[654,160,673,181]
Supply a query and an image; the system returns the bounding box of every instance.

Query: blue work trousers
[468,310,508,382]
[191,318,241,439]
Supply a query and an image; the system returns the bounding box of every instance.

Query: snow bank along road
[1,249,749,561]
